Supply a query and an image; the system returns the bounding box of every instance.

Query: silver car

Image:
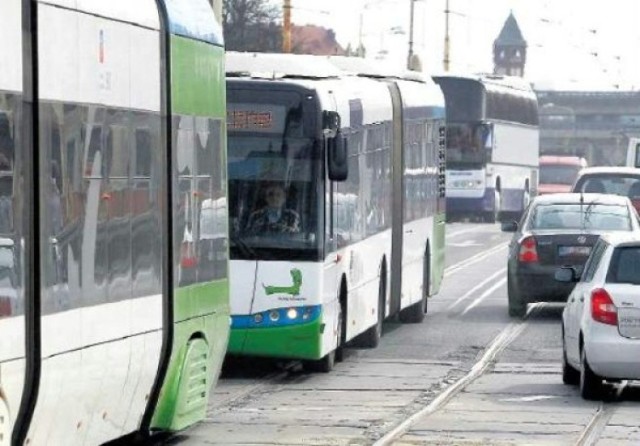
[556,233,640,399]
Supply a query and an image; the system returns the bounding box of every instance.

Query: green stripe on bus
[228,319,323,360]
[170,36,226,118]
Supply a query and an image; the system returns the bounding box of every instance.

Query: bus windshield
[446,123,487,166]
[227,92,322,261]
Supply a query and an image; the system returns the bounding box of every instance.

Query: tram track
[575,402,616,446]
[372,303,543,446]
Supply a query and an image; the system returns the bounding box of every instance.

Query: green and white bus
[0,0,229,443]
[225,53,446,371]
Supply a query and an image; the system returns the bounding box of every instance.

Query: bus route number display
[227,104,286,134]
[228,110,272,130]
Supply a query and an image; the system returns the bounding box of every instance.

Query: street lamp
[407,0,425,70]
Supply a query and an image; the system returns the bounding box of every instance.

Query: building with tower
[494,12,527,77]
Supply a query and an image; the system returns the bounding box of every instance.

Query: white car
[557,232,640,400]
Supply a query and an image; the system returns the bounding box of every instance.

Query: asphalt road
[166,222,640,446]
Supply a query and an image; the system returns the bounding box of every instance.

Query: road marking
[500,395,557,402]
[460,277,508,315]
[373,304,542,446]
[575,403,616,446]
[446,267,507,310]
[447,240,482,248]
[444,242,508,278]
[445,226,487,239]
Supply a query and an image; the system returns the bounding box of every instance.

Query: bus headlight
[302,308,312,320]
[286,308,298,320]
[269,310,280,322]
[254,313,263,324]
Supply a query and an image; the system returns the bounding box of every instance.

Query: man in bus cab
[246,182,300,235]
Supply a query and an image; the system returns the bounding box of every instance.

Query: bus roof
[226,52,341,79]
[434,73,535,95]
[325,56,434,84]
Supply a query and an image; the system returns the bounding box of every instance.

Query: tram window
[134,128,152,177]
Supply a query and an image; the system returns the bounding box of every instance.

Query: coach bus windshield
[227,90,322,261]
[446,123,488,167]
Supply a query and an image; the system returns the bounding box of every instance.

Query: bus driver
[246,183,300,235]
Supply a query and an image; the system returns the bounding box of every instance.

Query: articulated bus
[434,74,539,223]
[0,0,228,444]
[225,53,446,371]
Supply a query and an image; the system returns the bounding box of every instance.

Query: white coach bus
[434,74,539,222]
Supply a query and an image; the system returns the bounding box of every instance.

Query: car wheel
[580,347,603,400]
[562,327,579,385]
[507,273,526,318]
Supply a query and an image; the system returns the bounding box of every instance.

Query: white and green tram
[0,0,229,444]
[225,53,446,371]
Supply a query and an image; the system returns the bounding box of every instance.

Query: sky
[283,0,640,91]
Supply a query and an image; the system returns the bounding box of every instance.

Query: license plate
[618,308,640,339]
[558,246,591,257]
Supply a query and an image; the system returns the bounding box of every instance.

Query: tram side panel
[27,2,164,444]
[151,24,230,431]
[0,0,27,442]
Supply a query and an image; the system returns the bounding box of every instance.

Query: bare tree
[223,0,282,52]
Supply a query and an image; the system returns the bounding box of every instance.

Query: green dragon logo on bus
[263,269,302,296]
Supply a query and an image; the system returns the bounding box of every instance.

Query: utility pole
[407,0,415,69]
[209,0,222,23]
[443,0,450,71]
[283,0,292,53]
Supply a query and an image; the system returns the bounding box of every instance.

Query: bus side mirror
[328,132,348,182]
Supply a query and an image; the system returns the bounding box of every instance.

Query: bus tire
[353,266,386,348]
[399,255,428,323]
[306,303,343,373]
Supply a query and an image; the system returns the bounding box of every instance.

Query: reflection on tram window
[0,96,21,318]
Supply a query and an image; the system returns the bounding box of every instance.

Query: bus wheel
[306,304,342,373]
[353,271,385,348]
[399,257,427,323]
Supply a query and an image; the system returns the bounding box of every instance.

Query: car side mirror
[328,131,348,182]
[554,266,578,283]
[501,221,518,232]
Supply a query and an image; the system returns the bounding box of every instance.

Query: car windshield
[574,174,640,199]
[528,203,631,231]
[608,247,640,285]
[539,164,581,185]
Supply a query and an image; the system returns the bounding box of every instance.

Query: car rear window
[539,164,581,185]
[528,203,631,231]
[574,174,640,199]
[607,247,640,285]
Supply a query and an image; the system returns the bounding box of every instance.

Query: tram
[0,0,229,443]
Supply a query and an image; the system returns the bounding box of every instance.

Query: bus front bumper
[228,317,324,360]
